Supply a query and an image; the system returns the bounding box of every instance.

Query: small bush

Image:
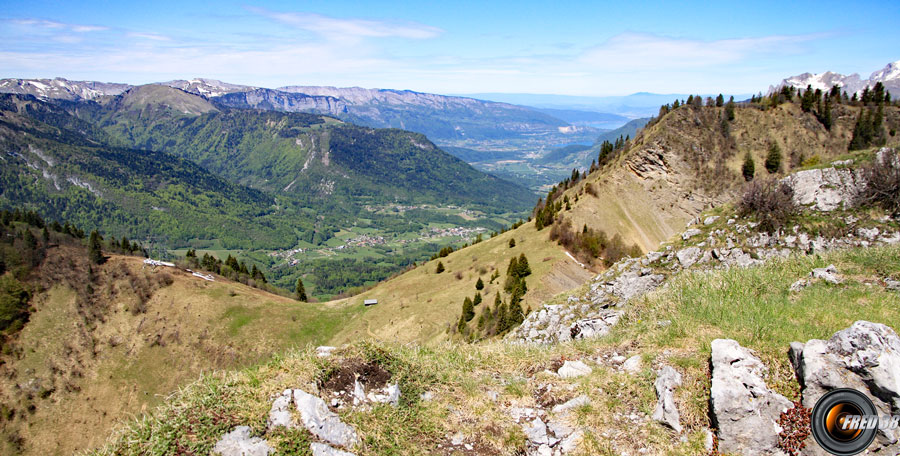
[738,179,797,233]
[857,149,900,216]
[584,183,597,197]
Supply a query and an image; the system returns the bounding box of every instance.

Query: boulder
[791,321,900,452]
[652,365,683,433]
[682,228,702,240]
[558,360,592,379]
[293,389,359,448]
[709,339,791,456]
[622,355,642,374]
[675,247,702,268]
[267,390,294,429]
[704,216,720,226]
[811,264,842,284]
[310,443,356,456]
[551,395,591,414]
[213,426,273,456]
[569,311,620,341]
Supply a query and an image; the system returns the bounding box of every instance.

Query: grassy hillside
[328,220,593,345]
[556,101,900,252]
[91,243,900,455]
[0,246,360,456]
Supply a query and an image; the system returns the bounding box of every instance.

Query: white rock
[552,394,591,414]
[267,390,294,429]
[293,389,359,448]
[652,365,683,433]
[704,216,720,226]
[316,346,337,358]
[310,442,356,456]
[610,355,626,365]
[675,247,702,268]
[682,228,702,240]
[558,360,592,379]
[811,264,843,284]
[622,355,642,374]
[213,426,273,456]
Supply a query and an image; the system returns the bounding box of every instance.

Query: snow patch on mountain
[770,60,900,95]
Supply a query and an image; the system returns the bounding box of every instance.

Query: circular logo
[811,388,878,455]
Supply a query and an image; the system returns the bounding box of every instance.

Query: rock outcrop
[709,339,792,456]
[268,389,359,450]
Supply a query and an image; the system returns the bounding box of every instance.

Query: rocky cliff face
[770,60,900,95]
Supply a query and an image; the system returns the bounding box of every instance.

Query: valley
[1,51,900,456]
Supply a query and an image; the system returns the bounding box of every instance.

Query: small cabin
[363,299,378,306]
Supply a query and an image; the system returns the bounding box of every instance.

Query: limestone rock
[704,216,720,226]
[569,311,620,341]
[310,443,356,456]
[709,339,791,456]
[316,346,337,358]
[782,167,864,211]
[622,355,642,374]
[267,390,294,429]
[552,394,591,414]
[607,271,665,302]
[558,360,592,379]
[682,228,702,240]
[293,389,359,448]
[213,426,273,456]
[792,321,900,452]
[811,264,842,284]
[652,365,683,433]
[676,247,702,268]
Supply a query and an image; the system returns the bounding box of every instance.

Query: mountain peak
[771,59,900,95]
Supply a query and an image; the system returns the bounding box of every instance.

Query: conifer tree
[765,143,783,174]
[475,277,484,290]
[88,230,104,264]
[742,153,755,181]
[508,238,516,248]
[462,296,475,322]
[473,292,482,306]
[516,253,532,277]
[435,261,445,273]
[716,94,725,107]
[295,278,308,302]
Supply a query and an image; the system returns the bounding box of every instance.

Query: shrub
[435,262,445,274]
[738,179,797,233]
[857,149,900,216]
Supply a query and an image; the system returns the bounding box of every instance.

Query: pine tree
[462,296,475,321]
[475,277,484,290]
[742,153,755,181]
[473,292,482,306]
[516,253,531,277]
[295,278,308,302]
[121,236,130,252]
[435,261,445,274]
[88,230,104,265]
[725,98,736,121]
[765,143,782,174]
[716,94,725,107]
[42,227,49,243]
[508,238,516,248]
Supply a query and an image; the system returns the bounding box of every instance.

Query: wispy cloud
[578,32,823,70]
[127,32,172,41]
[11,19,108,33]
[247,7,443,40]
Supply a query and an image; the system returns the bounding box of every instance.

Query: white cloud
[11,19,108,33]
[248,7,443,40]
[127,32,172,41]
[578,32,821,70]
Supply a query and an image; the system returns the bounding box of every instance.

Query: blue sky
[2,0,898,96]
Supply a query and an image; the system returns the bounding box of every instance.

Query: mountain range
[0,77,574,142]
[769,60,900,95]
